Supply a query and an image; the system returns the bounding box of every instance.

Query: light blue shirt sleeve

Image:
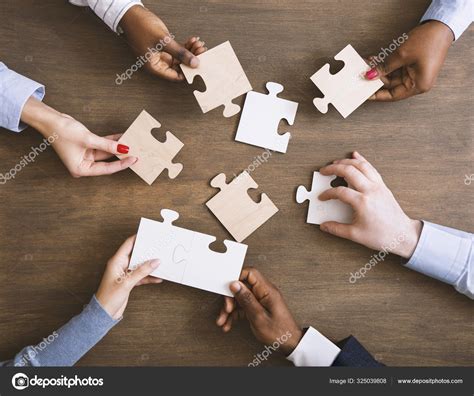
[69,0,143,33]
[405,221,473,299]
[0,62,45,133]
[0,295,120,366]
[420,0,474,40]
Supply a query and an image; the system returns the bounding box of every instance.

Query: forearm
[20,97,62,138]
[0,295,119,367]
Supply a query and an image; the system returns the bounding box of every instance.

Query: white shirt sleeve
[0,62,45,133]
[69,0,143,33]
[405,221,473,299]
[420,0,473,40]
[286,327,341,367]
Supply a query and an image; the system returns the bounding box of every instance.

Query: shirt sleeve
[420,0,473,40]
[69,0,143,33]
[0,295,120,367]
[286,327,341,367]
[0,62,45,133]
[405,221,473,299]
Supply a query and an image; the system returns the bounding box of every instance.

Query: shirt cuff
[69,0,143,33]
[0,63,45,133]
[420,0,474,40]
[286,327,341,367]
[405,221,471,286]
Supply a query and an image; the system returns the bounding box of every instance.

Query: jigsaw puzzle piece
[206,172,279,242]
[117,110,184,185]
[129,210,195,283]
[235,82,299,153]
[180,41,252,117]
[297,172,353,225]
[181,233,247,297]
[310,44,383,118]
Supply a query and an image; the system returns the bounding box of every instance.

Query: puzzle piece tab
[180,41,252,117]
[235,82,298,153]
[129,209,247,297]
[310,44,383,118]
[117,110,183,185]
[206,172,278,242]
[296,172,353,225]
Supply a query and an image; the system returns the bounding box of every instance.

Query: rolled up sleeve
[421,0,473,40]
[69,0,143,33]
[0,62,45,133]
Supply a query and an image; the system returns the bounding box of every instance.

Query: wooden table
[0,0,472,366]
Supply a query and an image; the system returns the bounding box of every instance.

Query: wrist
[21,97,62,138]
[426,20,455,44]
[281,328,303,355]
[395,219,423,259]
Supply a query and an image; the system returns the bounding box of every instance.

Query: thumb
[366,50,405,79]
[320,221,355,241]
[128,259,160,287]
[87,134,127,154]
[230,281,265,322]
[165,38,199,68]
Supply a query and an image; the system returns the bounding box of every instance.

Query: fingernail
[117,144,129,154]
[230,281,241,294]
[320,224,327,232]
[190,57,199,68]
[150,259,160,269]
[365,68,379,80]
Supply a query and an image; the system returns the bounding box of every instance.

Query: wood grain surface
[0,0,472,366]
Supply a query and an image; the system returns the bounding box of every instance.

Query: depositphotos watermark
[11,373,103,391]
[15,331,59,367]
[368,33,409,69]
[248,330,292,367]
[233,149,272,183]
[115,33,175,85]
[349,233,407,284]
[0,133,59,185]
[464,174,474,185]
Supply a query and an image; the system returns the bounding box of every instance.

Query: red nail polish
[365,68,379,80]
[117,144,129,154]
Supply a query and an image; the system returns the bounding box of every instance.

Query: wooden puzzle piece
[296,172,353,225]
[206,172,279,242]
[116,110,183,185]
[310,44,383,118]
[129,209,247,297]
[235,82,298,153]
[180,41,252,117]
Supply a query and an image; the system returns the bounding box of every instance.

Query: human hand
[21,97,137,177]
[366,21,453,101]
[216,267,303,356]
[318,152,422,259]
[96,235,162,320]
[120,5,207,81]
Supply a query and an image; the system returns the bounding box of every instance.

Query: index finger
[319,164,370,192]
[240,268,281,312]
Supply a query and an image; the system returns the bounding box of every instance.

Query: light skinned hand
[21,97,137,177]
[216,267,303,356]
[366,20,454,101]
[96,235,162,320]
[318,152,422,259]
[120,5,207,81]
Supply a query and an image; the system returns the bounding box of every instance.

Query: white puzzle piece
[235,82,298,153]
[310,44,383,118]
[129,209,247,297]
[180,41,252,117]
[206,171,278,242]
[296,172,353,225]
